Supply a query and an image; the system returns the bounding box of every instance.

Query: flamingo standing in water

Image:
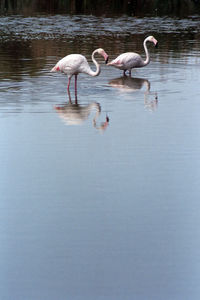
[107,36,158,76]
[51,48,109,92]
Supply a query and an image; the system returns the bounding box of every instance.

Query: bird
[51,48,109,92]
[107,36,158,76]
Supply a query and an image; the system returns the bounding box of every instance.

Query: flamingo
[107,36,158,76]
[51,48,109,92]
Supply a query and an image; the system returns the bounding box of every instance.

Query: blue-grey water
[0,14,200,300]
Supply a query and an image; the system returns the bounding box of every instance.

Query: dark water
[0,14,200,300]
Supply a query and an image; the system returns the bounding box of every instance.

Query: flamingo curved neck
[89,50,101,77]
[143,38,150,66]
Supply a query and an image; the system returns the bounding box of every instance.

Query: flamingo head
[97,48,109,64]
[147,36,158,47]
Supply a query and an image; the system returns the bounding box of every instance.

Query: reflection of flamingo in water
[51,48,109,92]
[107,36,158,76]
[109,76,158,111]
[109,76,151,91]
[54,91,109,130]
[93,115,109,132]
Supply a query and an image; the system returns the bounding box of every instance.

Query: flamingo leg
[74,75,78,100]
[75,75,77,90]
[67,90,72,103]
[67,77,71,91]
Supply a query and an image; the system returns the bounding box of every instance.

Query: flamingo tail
[51,65,60,72]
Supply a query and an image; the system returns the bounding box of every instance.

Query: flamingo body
[107,36,158,76]
[52,54,93,77]
[109,52,144,70]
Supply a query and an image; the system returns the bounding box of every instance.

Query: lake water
[0,14,200,300]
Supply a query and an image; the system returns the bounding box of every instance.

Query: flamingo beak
[101,51,109,64]
[153,38,158,48]
[99,50,109,64]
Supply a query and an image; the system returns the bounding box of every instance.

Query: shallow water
[0,14,200,300]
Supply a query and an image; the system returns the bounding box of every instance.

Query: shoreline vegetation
[1,0,200,16]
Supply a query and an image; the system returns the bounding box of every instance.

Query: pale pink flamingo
[51,48,109,92]
[107,36,158,76]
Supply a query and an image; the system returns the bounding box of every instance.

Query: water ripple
[1,15,200,41]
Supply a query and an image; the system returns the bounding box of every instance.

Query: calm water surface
[0,14,200,300]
